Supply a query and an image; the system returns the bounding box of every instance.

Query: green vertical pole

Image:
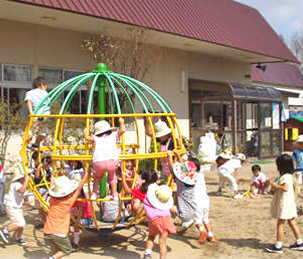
[97,63,108,201]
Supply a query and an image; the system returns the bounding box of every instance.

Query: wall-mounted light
[256,63,266,72]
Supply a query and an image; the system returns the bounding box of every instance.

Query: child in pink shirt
[122,170,175,259]
[84,118,125,200]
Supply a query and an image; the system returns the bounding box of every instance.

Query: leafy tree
[82,28,162,81]
[0,101,27,167]
[290,31,303,71]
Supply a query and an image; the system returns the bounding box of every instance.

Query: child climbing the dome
[146,119,179,182]
[265,154,303,253]
[168,150,215,244]
[25,76,50,151]
[123,148,143,216]
[84,118,125,201]
[121,169,176,259]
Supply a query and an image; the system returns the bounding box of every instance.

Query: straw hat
[296,135,303,143]
[11,165,26,182]
[236,153,246,161]
[49,176,79,198]
[154,120,171,138]
[146,183,174,210]
[94,120,116,136]
[173,161,198,185]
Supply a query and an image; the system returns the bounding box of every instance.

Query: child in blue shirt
[292,135,303,193]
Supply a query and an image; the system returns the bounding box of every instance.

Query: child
[121,170,176,259]
[216,151,243,199]
[84,118,125,200]
[0,166,31,245]
[71,188,93,249]
[292,134,303,193]
[265,154,303,253]
[65,161,85,181]
[34,155,53,228]
[146,119,179,181]
[0,163,5,217]
[123,149,143,216]
[168,150,215,244]
[43,169,88,259]
[250,164,269,198]
[25,76,50,151]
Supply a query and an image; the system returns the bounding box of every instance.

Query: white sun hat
[49,176,79,198]
[94,120,117,136]
[146,183,174,210]
[218,151,233,160]
[154,120,172,138]
[296,135,303,143]
[11,165,26,182]
[236,153,246,161]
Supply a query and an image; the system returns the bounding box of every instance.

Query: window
[39,68,63,85]
[3,64,33,82]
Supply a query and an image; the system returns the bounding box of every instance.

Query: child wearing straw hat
[43,169,88,259]
[292,134,303,193]
[83,118,125,201]
[121,170,176,259]
[168,150,215,244]
[0,165,31,246]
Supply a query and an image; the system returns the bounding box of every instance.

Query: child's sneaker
[233,193,243,199]
[265,244,283,253]
[0,229,9,244]
[144,254,152,259]
[289,242,303,251]
[181,219,194,229]
[207,235,216,242]
[31,144,39,151]
[198,230,207,244]
[27,145,32,152]
[16,238,26,246]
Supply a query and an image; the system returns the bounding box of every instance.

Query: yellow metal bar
[31,113,176,119]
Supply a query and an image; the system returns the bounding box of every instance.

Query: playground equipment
[20,63,185,231]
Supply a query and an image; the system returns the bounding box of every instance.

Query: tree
[0,101,27,168]
[290,31,303,71]
[82,27,162,85]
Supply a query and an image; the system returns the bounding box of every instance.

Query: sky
[232,0,303,44]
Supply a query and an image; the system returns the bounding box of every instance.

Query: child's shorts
[44,233,72,255]
[6,206,26,227]
[93,160,119,184]
[149,216,176,235]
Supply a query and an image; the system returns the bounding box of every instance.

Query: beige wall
[1,18,251,169]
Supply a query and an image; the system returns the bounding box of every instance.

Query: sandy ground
[1,158,303,259]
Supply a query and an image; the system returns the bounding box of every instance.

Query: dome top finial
[96,63,107,73]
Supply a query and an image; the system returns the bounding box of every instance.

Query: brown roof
[10,0,298,63]
[252,63,303,88]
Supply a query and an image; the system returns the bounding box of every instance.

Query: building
[0,0,300,167]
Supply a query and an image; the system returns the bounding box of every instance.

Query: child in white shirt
[250,164,269,198]
[0,166,31,246]
[84,118,125,201]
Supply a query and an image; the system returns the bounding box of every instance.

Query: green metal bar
[60,74,94,114]
[87,74,101,114]
[103,74,121,114]
[33,74,86,114]
[117,74,172,113]
[110,76,136,113]
[106,73,149,113]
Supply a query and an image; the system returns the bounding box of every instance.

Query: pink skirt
[149,216,176,235]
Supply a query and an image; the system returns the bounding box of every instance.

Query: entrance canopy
[231,84,282,102]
